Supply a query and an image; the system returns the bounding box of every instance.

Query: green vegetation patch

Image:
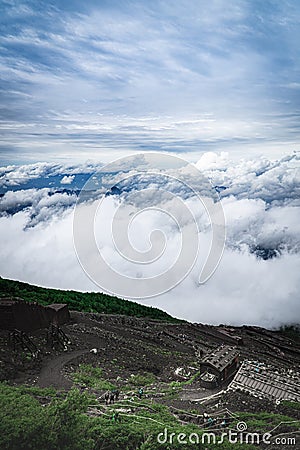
[237,411,300,432]
[72,364,116,391]
[281,400,300,410]
[128,372,157,387]
[0,383,94,450]
[0,277,182,323]
[0,382,258,450]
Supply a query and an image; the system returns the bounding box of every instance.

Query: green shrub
[129,372,156,387]
[0,384,93,450]
[73,364,116,390]
[0,277,183,323]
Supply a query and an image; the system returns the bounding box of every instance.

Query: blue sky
[1,0,300,164]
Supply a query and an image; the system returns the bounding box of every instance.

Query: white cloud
[60,175,75,185]
[0,152,299,328]
[196,151,300,204]
[0,161,101,188]
[0,188,77,227]
[0,162,57,187]
[153,249,300,329]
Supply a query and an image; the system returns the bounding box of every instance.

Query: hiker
[112,412,120,422]
[109,391,115,404]
[138,387,143,399]
[221,416,230,427]
[208,417,214,427]
[115,389,120,401]
[104,391,110,405]
[222,412,230,427]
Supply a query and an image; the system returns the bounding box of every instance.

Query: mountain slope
[0,277,182,323]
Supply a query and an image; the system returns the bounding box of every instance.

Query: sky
[1,0,300,164]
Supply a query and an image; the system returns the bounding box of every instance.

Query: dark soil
[1,311,299,433]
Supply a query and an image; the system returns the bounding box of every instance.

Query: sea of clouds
[0,151,299,329]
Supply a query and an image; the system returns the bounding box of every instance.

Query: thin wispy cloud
[0,0,300,163]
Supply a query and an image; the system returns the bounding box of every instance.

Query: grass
[0,382,57,398]
[72,364,116,391]
[0,276,183,323]
[0,381,269,449]
[281,400,300,410]
[181,370,201,385]
[237,411,300,432]
[167,370,201,390]
[128,372,157,387]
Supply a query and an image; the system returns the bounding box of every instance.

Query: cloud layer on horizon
[0,151,299,329]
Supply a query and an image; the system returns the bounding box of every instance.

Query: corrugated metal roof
[229,361,300,401]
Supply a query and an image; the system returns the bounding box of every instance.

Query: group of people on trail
[104,389,120,405]
[104,387,144,405]
[203,411,230,428]
[104,387,144,424]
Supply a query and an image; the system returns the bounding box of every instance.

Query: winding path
[36,349,89,389]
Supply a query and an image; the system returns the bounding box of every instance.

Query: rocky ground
[1,311,299,448]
